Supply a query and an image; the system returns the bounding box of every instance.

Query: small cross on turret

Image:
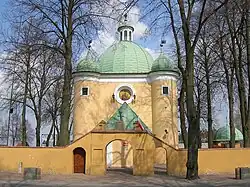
[160,40,166,52]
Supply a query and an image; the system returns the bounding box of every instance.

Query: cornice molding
[73,71,179,83]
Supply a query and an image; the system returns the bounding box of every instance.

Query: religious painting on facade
[119,88,132,101]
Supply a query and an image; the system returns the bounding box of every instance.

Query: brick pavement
[0,169,249,186]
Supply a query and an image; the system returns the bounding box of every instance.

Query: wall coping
[91,130,148,134]
[0,145,65,149]
[178,148,250,151]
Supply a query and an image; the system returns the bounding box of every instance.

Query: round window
[114,84,135,104]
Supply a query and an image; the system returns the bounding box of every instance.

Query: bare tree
[0,18,64,146]
[27,47,63,146]
[143,0,228,179]
[214,18,236,147]
[11,0,133,146]
[223,1,250,147]
[42,80,62,146]
[245,0,250,146]
[0,104,35,146]
[194,24,225,148]
[169,0,228,179]
[2,22,42,145]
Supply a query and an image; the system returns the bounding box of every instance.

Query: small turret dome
[151,52,178,72]
[76,58,99,72]
[214,125,243,142]
[76,41,99,73]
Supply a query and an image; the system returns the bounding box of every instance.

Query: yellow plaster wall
[1,133,250,177]
[198,148,250,174]
[0,134,93,175]
[0,132,155,176]
[151,79,178,148]
[73,81,152,140]
[166,147,250,177]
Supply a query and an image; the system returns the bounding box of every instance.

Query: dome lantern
[117,14,134,42]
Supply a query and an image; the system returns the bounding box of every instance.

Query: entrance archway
[106,139,133,174]
[154,147,167,175]
[73,147,86,173]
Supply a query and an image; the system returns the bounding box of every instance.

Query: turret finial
[160,40,166,52]
[124,13,128,22]
[85,40,93,60]
[88,40,92,49]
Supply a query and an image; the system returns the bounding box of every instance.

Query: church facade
[0,17,249,177]
[73,16,179,168]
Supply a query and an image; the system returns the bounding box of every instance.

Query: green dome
[214,126,243,142]
[151,53,178,72]
[99,41,153,73]
[76,59,99,72]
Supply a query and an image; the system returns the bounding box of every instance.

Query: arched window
[129,31,132,41]
[120,32,123,41]
[124,30,128,41]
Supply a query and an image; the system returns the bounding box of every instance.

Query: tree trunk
[196,80,202,149]
[168,0,188,148]
[204,55,213,148]
[245,0,250,147]
[21,56,30,146]
[35,99,43,147]
[46,120,55,147]
[56,125,60,146]
[236,38,248,147]
[175,0,200,178]
[53,121,56,146]
[35,116,41,146]
[59,1,73,146]
[185,51,199,180]
[54,120,60,146]
[234,46,247,146]
[228,71,235,147]
[59,51,72,146]
[179,82,188,148]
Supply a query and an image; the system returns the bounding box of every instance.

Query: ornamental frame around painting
[114,84,135,104]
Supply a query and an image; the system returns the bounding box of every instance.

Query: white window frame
[80,86,89,96]
[161,86,169,96]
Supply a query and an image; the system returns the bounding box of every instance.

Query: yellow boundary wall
[0,132,155,176]
[0,132,249,176]
[166,147,250,176]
